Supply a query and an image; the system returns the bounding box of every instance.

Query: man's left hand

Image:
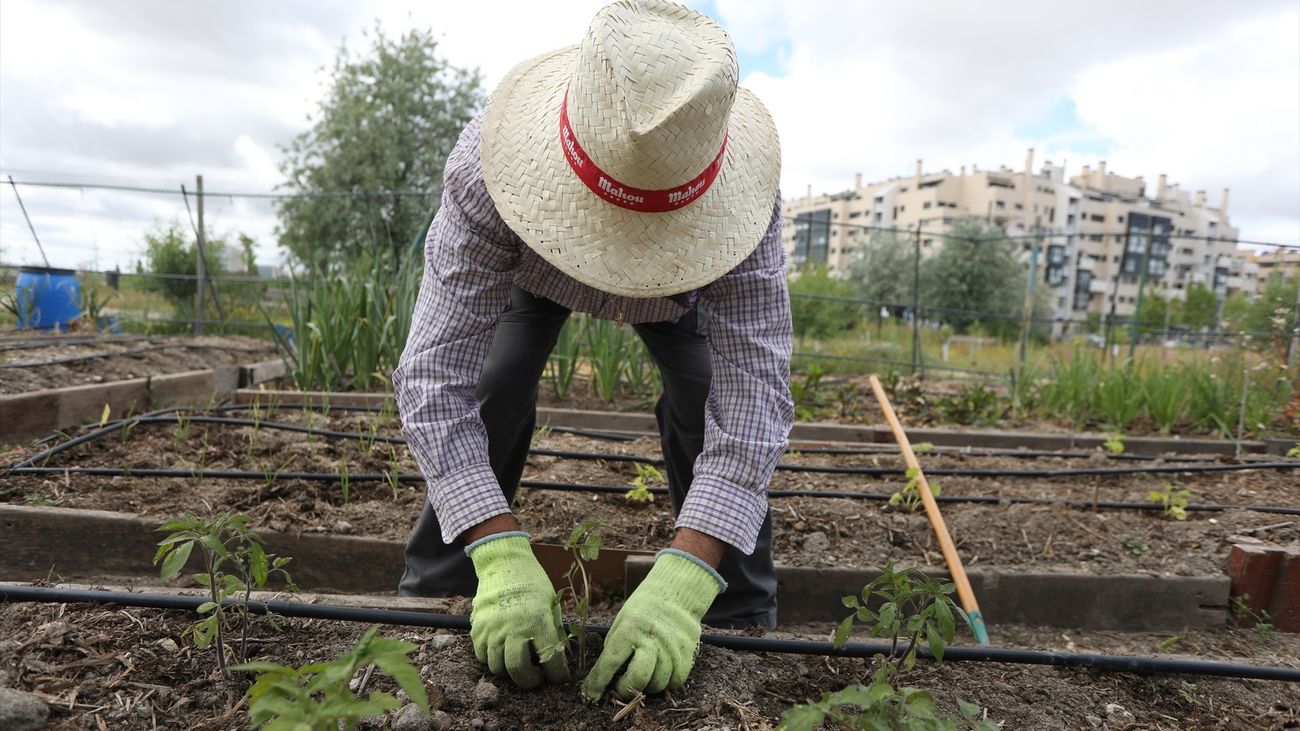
[581,549,725,701]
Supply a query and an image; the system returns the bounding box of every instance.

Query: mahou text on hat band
[559,87,727,214]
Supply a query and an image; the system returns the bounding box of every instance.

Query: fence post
[911,222,922,376]
[1127,217,1156,362]
[194,175,205,335]
[1018,224,1041,370]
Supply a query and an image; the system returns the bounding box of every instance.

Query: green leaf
[776,704,825,731]
[933,595,955,641]
[159,540,194,580]
[958,699,983,721]
[196,601,218,614]
[373,654,429,712]
[926,624,945,663]
[841,594,860,609]
[832,615,854,648]
[249,543,269,587]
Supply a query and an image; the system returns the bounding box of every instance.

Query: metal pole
[1128,218,1156,362]
[1018,224,1041,369]
[911,222,922,376]
[194,175,206,334]
[1290,269,1300,370]
[7,175,50,268]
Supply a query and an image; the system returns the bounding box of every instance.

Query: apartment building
[784,150,1255,324]
[1246,249,1300,290]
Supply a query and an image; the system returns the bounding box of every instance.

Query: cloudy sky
[1,0,1297,272]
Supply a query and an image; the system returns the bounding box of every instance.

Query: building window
[1089,214,1105,222]
[792,208,832,265]
[923,201,932,209]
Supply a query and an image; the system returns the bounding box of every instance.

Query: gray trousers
[398,285,777,628]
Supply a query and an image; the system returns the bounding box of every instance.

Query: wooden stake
[867,374,989,644]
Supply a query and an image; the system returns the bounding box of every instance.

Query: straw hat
[479,0,780,298]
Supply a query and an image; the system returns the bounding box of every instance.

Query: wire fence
[2,175,1298,383]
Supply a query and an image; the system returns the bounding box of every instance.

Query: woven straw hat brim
[481,46,781,299]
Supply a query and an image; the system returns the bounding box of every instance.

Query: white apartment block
[784,150,1255,324]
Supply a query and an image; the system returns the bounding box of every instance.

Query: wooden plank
[149,369,219,410]
[0,390,60,444]
[240,359,288,387]
[626,558,1229,631]
[53,378,151,433]
[234,389,393,409]
[0,504,649,596]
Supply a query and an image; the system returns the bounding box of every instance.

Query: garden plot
[0,333,276,396]
[4,404,1300,730]
[4,404,1297,581]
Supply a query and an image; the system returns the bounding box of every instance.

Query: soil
[4,407,1298,578]
[2,597,1298,731]
[0,334,278,395]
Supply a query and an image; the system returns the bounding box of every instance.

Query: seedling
[780,564,996,731]
[173,412,192,452]
[233,624,428,731]
[1287,443,1300,459]
[545,520,606,672]
[1126,538,1148,556]
[1157,634,1180,652]
[24,492,60,507]
[1103,433,1125,456]
[888,467,939,513]
[1231,595,1275,642]
[789,364,825,421]
[624,463,663,505]
[154,512,296,678]
[911,442,934,455]
[339,463,350,504]
[1148,483,1190,520]
[98,403,111,428]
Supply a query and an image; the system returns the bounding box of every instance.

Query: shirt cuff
[426,462,512,544]
[674,474,768,556]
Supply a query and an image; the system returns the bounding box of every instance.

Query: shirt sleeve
[392,119,519,544]
[677,198,794,555]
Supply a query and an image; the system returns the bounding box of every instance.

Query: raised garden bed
[3,397,1300,729]
[0,334,277,396]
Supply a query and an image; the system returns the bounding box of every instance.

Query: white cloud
[1,0,1296,273]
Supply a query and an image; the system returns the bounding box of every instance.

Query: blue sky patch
[694,0,789,79]
[1014,96,1115,157]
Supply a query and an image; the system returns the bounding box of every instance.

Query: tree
[277,26,485,270]
[788,266,863,342]
[1180,282,1219,330]
[846,232,918,311]
[920,219,1025,337]
[138,222,224,316]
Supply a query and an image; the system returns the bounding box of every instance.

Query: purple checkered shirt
[393,116,793,555]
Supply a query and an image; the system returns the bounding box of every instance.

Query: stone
[333,520,354,534]
[0,687,50,731]
[473,679,500,708]
[427,634,458,652]
[155,637,179,653]
[802,531,831,554]
[430,710,453,731]
[392,704,437,731]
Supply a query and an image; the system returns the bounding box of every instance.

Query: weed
[24,492,60,507]
[1287,443,1300,459]
[779,564,996,731]
[935,383,1003,426]
[1147,483,1190,520]
[1103,433,1125,456]
[912,442,935,455]
[1156,634,1180,652]
[1231,595,1275,642]
[624,463,662,505]
[889,467,939,513]
[1126,538,1148,556]
[339,463,350,504]
[790,364,826,421]
[233,624,428,730]
[154,513,296,678]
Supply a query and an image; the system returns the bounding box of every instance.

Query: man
[393,0,792,702]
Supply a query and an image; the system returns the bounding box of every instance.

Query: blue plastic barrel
[15,266,81,330]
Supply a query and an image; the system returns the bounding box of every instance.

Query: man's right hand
[464,527,570,689]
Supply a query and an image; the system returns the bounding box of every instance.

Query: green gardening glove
[466,532,570,688]
[581,549,725,701]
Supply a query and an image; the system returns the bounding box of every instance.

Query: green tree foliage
[920,219,1024,336]
[1224,274,1298,337]
[788,266,863,342]
[1180,282,1219,330]
[277,26,485,270]
[138,222,224,315]
[847,231,919,307]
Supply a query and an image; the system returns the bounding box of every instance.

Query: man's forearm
[461,513,521,544]
[669,526,728,568]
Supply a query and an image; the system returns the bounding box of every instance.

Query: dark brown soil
[0,335,277,395]
[2,596,1298,730]
[4,407,1298,577]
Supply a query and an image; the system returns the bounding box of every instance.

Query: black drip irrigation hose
[0,343,276,370]
[23,411,1298,481]
[1,585,1296,682]
[7,466,1300,516]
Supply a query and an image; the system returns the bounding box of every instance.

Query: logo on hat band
[559,87,726,213]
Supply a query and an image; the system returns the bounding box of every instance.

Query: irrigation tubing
[24,412,1296,481]
[8,466,1300,516]
[1,585,1296,682]
[0,343,276,370]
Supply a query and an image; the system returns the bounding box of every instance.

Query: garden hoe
[867,374,991,645]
